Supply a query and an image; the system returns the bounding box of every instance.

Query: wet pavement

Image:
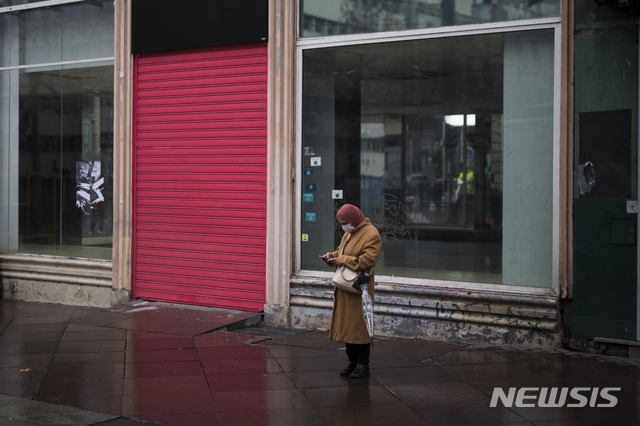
[1,300,640,425]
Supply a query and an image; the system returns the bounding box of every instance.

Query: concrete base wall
[264,304,291,327]
[1,279,129,308]
[0,254,129,308]
[289,303,561,348]
[275,277,562,349]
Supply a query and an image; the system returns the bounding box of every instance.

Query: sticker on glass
[303,167,314,176]
[302,234,309,241]
[305,213,316,222]
[310,157,321,167]
[303,193,314,202]
[306,184,316,192]
[332,190,343,200]
[304,147,315,156]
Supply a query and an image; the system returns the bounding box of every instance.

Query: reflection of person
[321,204,381,378]
[458,169,474,194]
[456,168,474,199]
[455,168,475,224]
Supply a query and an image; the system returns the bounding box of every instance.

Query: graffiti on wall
[380,193,417,243]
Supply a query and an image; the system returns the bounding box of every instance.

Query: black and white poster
[76,161,104,215]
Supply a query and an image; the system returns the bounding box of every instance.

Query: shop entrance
[132,43,267,311]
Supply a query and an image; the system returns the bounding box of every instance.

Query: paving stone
[314,403,426,426]
[92,419,150,425]
[212,389,310,411]
[0,417,42,426]
[0,393,26,408]
[0,400,117,425]
[234,325,307,339]
[36,396,124,418]
[0,381,42,398]
[218,409,322,426]
[134,412,221,426]
[122,392,216,417]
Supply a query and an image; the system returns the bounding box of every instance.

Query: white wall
[1,14,19,251]
[502,30,554,287]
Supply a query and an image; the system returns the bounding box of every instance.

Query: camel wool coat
[328,218,382,344]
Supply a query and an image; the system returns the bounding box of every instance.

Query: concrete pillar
[112,0,133,299]
[264,0,296,325]
[560,0,574,299]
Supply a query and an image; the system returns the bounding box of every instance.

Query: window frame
[0,0,115,258]
[294,16,562,297]
[0,0,86,14]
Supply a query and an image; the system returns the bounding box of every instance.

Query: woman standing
[321,204,381,378]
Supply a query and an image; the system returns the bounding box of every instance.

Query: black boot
[340,361,357,375]
[350,363,369,378]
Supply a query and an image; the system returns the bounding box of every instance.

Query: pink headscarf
[337,204,365,228]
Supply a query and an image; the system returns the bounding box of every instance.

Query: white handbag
[331,234,372,294]
[332,264,362,294]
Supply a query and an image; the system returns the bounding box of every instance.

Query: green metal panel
[574,30,638,200]
[575,1,636,31]
[572,15,638,340]
[573,199,637,340]
[610,219,637,246]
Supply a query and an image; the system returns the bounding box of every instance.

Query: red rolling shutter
[132,43,267,311]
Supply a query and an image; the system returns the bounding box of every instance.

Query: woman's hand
[320,252,337,266]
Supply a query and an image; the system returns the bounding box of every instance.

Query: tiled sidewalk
[1,300,639,425]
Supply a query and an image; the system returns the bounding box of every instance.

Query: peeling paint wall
[264,303,291,327]
[287,278,561,348]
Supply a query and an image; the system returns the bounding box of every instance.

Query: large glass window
[301,0,560,37]
[0,1,51,7]
[300,29,555,287]
[0,1,114,260]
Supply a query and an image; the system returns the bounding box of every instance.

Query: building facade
[0,0,638,350]
[283,0,567,346]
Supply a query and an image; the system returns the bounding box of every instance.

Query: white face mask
[342,223,355,233]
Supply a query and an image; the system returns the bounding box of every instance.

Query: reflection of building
[0,0,116,305]
[360,123,386,224]
[302,0,558,37]
[1,1,639,353]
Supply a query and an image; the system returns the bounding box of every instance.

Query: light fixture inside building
[444,114,476,127]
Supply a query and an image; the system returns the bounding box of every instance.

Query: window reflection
[301,0,560,37]
[61,66,114,252]
[0,0,45,7]
[301,30,554,286]
[0,1,114,67]
[15,65,114,259]
[0,1,114,260]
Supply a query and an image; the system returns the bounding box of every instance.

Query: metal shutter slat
[133,43,267,311]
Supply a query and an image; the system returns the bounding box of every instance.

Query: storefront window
[0,1,51,7]
[0,1,114,260]
[301,0,560,37]
[300,29,555,287]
